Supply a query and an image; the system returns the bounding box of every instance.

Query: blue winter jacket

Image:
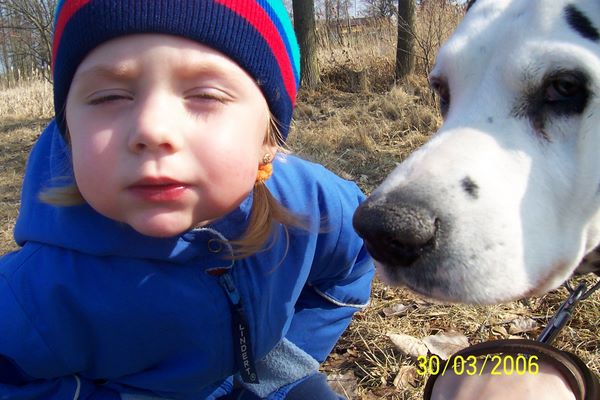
[0,121,374,400]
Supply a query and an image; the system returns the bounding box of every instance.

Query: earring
[256,153,273,184]
[262,153,273,164]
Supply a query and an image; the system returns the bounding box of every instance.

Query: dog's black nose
[353,197,438,267]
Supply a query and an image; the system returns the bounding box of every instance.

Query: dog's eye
[513,70,589,136]
[540,71,589,118]
[429,77,450,117]
[545,74,584,103]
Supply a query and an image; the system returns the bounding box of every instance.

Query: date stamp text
[416,354,539,376]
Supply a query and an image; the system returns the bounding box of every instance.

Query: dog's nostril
[353,200,439,268]
[383,235,435,266]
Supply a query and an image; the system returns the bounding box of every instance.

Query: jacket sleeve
[285,180,375,362]
[238,180,374,399]
[269,243,373,400]
[0,273,120,400]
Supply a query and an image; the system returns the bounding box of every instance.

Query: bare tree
[0,0,57,81]
[396,0,416,81]
[322,0,335,21]
[293,0,321,88]
[316,0,352,46]
[362,0,397,18]
[318,0,351,21]
[413,0,463,74]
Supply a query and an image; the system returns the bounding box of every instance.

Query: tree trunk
[396,0,415,81]
[292,0,321,88]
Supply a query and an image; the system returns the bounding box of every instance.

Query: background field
[1,5,598,400]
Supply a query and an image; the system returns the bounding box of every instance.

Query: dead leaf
[346,348,359,358]
[509,335,525,340]
[382,303,412,317]
[392,366,419,389]
[324,353,346,370]
[491,325,509,338]
[508,316,539,334]
[387,332,428,358]
[422,331,469,360]
[327,370,358,400]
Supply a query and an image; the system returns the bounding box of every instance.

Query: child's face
[66,34,274,237]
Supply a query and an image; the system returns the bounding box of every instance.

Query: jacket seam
[72,375,81,400]
[309,284,370,309]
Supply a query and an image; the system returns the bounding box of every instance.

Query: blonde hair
[225,119,305,259]
[39,118,304,259]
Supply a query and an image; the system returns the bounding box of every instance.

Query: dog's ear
[466,0,478,12]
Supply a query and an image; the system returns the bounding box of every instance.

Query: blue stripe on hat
[259,0,300,88]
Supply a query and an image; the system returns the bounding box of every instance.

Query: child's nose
[128,94,183,154]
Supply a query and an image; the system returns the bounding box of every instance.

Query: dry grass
[289,80,439,189]
[0,78,53,122]
[0,77,52,255]
[1,8,598,399]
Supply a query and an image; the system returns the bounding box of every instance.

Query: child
[0,1,374,399]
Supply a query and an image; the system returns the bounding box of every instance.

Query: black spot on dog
[461,177,479,199]
[565,5,600,42]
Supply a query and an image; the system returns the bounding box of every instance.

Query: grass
[1,11,598,399]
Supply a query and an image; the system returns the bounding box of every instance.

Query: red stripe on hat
[52,0,91,71]
[215,0,296,105]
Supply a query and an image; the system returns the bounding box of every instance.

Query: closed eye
[87,91,133,105]
[186,93,227,103]
[184,87,231,105]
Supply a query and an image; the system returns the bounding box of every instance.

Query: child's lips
[128,177,190,202]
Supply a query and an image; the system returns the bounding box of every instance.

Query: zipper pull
[219,272,259,384]
[220,272,241,305]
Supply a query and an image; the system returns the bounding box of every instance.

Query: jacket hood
[14,120,252,265]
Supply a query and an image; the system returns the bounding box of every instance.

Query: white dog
[353,0,600,304]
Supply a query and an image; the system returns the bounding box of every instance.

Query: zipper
[219,272,259,384]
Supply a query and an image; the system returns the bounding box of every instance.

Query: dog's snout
[353,198,438,267]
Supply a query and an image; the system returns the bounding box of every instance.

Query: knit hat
[52,0,300,139]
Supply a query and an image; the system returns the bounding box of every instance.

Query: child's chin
[128,218,191,238]
[135,226,187,238]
